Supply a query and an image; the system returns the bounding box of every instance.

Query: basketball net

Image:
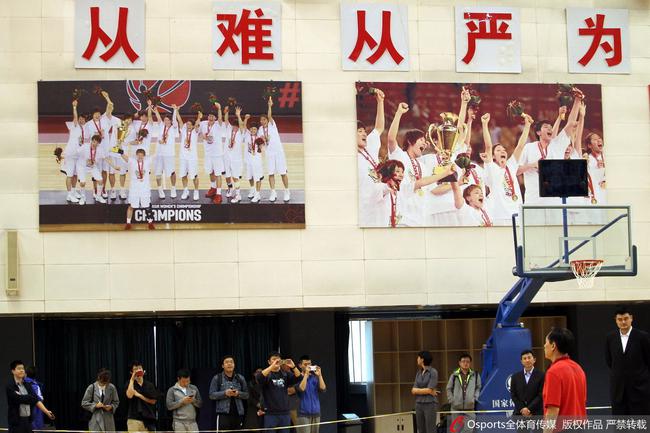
[570,259,604,289]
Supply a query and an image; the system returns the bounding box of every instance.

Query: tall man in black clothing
[510,349,544,432]
[126,360,159,432]
[6,360,55,433]
[255,352,302,433]
[605,306,650,415]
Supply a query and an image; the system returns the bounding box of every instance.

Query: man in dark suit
[510,349,545,431]
[6,360,54,433]
[605,306,650,415]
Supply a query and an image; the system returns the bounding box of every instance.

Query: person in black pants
[510,350,544,432]
[605,306,650,415]
[6,360,55,433]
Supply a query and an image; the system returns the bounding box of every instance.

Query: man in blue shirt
[295,355,326,433]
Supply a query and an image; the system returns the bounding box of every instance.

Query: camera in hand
[309,366,318,372]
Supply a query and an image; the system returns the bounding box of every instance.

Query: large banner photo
[356,82,604,228]
[38,80,304,231]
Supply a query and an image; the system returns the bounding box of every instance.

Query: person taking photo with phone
[126,360,159,433]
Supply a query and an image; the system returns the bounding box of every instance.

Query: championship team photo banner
[38,80,305,231]
[356,82,605,228]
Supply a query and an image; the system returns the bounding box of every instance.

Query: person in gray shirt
[411,351,439,433]
[166,369,202,432]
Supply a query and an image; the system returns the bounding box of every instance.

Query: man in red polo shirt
[542,327,587,433]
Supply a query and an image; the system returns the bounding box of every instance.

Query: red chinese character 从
[82,6,139,63]
[462,12,512,64]
[349,10,404,65]
[578,14,622,67]
[216,8,273,64]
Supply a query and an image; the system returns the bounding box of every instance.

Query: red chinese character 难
[82,6,139,63]
[216,8,273,64]
[462,12,512,64]
[348,10,404,65]
[578,14,622,67]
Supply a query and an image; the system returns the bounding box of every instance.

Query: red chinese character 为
[82,6,139,63]
[216,8,273,64]
[578,14,622,67]
[348,10,404,65]
[462,12,512,64]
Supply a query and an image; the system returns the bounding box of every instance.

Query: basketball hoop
[570,259,604,289]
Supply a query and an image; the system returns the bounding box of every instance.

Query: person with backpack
[446,353,481,433]
[81,368,120,432]
[209,355,249,432]
[166,368,202,432]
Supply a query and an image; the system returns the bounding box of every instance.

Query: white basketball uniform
[63,121,84,177]
[257,120,287,176]
[154,122,179,177]
[244,131,264,181]
[179,125,199,179]
[518,130,571,205]
[358,129,387,227]
[587,153,606,205]
[388,146,426,227]
[484,157,523,226]
[201,120,225,175]
[131,120,153,156]
[78,144,107,183]
[128,157,152,208]
[225,124,244,179]
[458,203,494,227]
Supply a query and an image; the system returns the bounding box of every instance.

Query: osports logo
[126,80,191,113]
[449,415,465,433]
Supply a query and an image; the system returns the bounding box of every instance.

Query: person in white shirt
[257,97,290,202]
[153,104,180,199]
[176,109,202,201]
[131,102,154,156]
[387,103,455,226]
[374,159,405,227]
[242,114,266,204]
[421,88,471,226]
[583,132,606,205]
[357,89,386,227]
[222,106,236,200]
[62,100,86,203]
[451,183,493,227]
[84,91,115,200]
[480,112,530,225]
[115,146,155,230]
[200,104,226,204]
[77,134,110,205]
[107,113,130,201]
[224,106,247,204]
[517,91,583,205]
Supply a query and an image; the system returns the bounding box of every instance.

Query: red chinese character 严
[462,12,512,64]
[578,14,622,67]
[82,6,139,63]
[216,8,273,64]
[348,10,404,65]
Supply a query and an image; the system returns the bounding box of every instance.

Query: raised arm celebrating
[481,113,493,162]
[457,87,471,128]
[101,91,114,117]
[374,89,385,134]
[573,102,586,156]
[236,106,245,131]
[388,102,409,154]
[551,106,567,139]
[514,114,534,163]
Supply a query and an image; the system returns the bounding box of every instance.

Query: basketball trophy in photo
[427,112,462,181]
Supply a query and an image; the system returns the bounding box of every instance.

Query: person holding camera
[295,355,326,433]
[166,368,202,432]
[209,355,249,432]
[81,368,119,432]
[256,352,303,433]
[126,360,159,433]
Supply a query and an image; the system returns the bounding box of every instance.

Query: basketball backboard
[513,205,637,280]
